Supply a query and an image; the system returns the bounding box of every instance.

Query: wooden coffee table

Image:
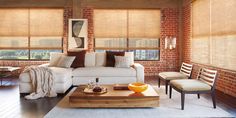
[69,85,159,108]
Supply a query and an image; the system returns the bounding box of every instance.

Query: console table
[0,66,20,86]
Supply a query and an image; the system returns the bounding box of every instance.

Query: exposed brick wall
[182,3,236,97]
[82,7,94,52]
[63,7,73,51]
[82,7,180,76]
[182,4,191,63]
[0,7,73,73]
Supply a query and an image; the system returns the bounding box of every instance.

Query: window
[0,8,63,60]
[191,0,236,71]
[93,9,160,60]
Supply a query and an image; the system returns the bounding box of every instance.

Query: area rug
[44,86,233,118]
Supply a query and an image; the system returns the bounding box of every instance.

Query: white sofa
[19,52,144,93]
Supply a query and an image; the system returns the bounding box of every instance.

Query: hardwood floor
[0,77,235,118]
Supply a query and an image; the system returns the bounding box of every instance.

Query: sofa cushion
[106,51,125,67]
[20,67,72,83]
[67,50,86,68]
[72,67,136,77]
[125,52,134,66]
[115,56,131,68]
[56,55,75,68]
[85,52,96,67]
[95,52,106,67]
[48,52,65,67]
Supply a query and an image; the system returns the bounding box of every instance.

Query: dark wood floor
[0,76,235,118]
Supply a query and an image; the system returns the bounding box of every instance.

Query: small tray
[83,87,107,94]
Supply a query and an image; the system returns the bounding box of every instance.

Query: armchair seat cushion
[170,79,212,92]
[159,72,188,80]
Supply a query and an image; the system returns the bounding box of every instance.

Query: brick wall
[82,7,94,52]
[182,3,236,97]
[182,4,191,63]
[82,7,180,76]
[0,7,73,72]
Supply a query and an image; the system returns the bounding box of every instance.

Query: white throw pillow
[95,52,106,67]
[49,52,65,67]
[85,52,96,67]
[114,56,131,68]
[56,55,75,68]
[125,52,134,66]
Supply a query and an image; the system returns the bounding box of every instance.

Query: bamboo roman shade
[30,9,63,36]
[94,9,160,39]
[191,0,236,71]
[0,9,29,36]
[0,9,63,37]
[0,8,63,60]
[191,0,210,64]
[128,10,160,38]
[94,10,127,38]
[211,0,236,70]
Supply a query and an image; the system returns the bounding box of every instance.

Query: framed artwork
[68,19,88,51]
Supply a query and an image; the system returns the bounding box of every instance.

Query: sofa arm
[133,63,144,83]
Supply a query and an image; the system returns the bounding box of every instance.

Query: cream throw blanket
[24,66,57,99]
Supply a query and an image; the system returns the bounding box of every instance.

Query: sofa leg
[20,93,28,97]
[197,94,200,99]
[181,92,185,110]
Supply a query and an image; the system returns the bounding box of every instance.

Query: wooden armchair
[158,62,193,94]
[169,68,218,110]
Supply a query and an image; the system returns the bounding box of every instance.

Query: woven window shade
[94,9,127,38]
[0,37,28,47]
[30,9,63,36]
[0,9,29,36]
[211,0,236,70]
[30,37,62,48]
[128,10,160,38]
[191,0,210,64]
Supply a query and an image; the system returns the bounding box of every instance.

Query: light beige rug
[44,86,233,118]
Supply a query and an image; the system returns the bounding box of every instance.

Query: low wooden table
[69,85,159,108]
[0,66,20,86]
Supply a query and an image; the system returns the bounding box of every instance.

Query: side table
[0,66,20,86]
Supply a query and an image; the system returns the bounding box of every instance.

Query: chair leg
[158,77,161,88]
[169,85,172,99]
[197,94,200,99]
[211,91,216,108]
[165,81,168,94]
[181,92,185,110]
